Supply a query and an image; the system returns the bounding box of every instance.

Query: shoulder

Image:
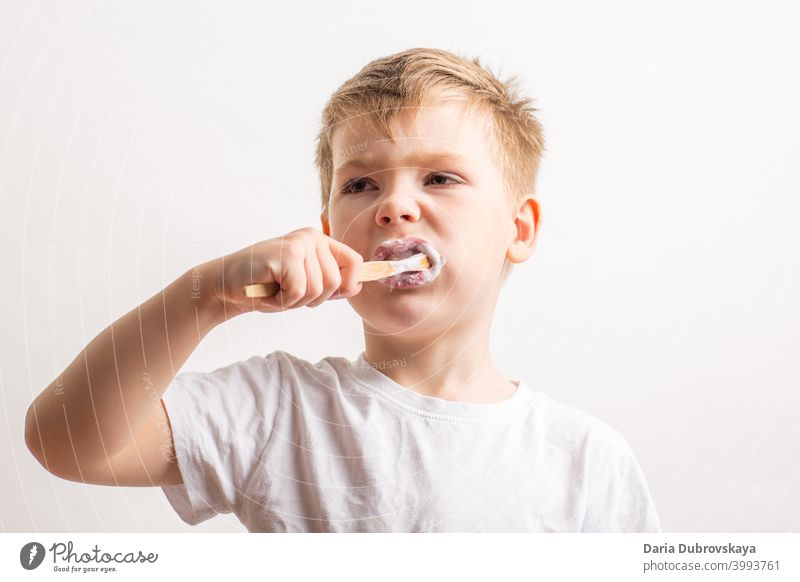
[263,350,356,385]
[168,350,358,408]
[527,389,627,454]
[523,389,645,483]
[528,393,659,531]
[179,350,352,383]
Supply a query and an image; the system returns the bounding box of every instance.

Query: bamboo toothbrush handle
[241,263,375,298]
[242,256,430,298]
[358,254,430,282]
[242,266,378,298]
[242,281,281,298]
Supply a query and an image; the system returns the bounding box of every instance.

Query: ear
[320,211,331,237]
[506,195,540,264]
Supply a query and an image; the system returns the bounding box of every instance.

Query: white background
[1,0,798,532]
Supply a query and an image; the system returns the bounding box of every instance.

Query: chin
[350,291,442,334]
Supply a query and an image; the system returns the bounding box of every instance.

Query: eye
[340,177,376,195]
[426,172,462,186]
[339,172,463,195]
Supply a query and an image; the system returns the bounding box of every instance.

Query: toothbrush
[242,253,431,298]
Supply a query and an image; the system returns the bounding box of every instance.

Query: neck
[362,320,516,404]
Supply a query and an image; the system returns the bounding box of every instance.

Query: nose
[374,191,421,226]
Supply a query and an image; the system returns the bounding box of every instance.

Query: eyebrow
[334,151,469,176]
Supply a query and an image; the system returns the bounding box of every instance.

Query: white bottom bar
[2,533,798,581]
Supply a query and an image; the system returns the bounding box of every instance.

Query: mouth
[369,236,446,289]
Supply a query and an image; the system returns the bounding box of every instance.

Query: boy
[25,48,661,532]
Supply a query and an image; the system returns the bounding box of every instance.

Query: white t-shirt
[160,350,661,532]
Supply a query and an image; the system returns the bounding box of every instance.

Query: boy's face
[322,98,538,336]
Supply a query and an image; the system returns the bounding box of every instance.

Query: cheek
[328,210,363,243]
[453,221,508,280]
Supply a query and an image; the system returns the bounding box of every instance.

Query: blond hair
[314,47,546,281]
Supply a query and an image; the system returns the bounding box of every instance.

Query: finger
[308,243,342,307]
[325,237,363,299]
[260,246,306,310]
[325,235,363,267]
[302,246,325,307]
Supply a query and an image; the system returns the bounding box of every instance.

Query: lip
[369,235,431,262]
[368,235,447,289]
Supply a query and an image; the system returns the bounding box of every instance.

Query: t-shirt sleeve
[580,423,662,533]
[159,352,285,526]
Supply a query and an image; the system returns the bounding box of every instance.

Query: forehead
[331,99,495,171]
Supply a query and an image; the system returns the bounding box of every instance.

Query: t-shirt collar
[346,351,537,421]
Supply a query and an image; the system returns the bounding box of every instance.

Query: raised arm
[24,259,226,485]
[24,228,363,487]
